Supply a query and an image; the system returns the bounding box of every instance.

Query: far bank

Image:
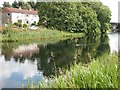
[1,27,84,42]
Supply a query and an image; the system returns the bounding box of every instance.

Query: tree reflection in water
[1,35,110,77]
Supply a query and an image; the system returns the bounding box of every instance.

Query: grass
[28,54,118,88]
[0,27,84,42]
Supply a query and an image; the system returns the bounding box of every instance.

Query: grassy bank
[29,54,118,88]
[1,27,84,42]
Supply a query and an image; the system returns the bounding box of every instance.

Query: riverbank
[29,54,118,88]
[1,28,84,42]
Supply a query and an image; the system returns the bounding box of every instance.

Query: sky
[0,0,119,22]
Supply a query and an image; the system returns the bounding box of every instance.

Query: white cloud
[0,56,42,88]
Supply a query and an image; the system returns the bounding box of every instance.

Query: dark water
[0,33,119,88]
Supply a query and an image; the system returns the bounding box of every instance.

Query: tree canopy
[3,2,12,7]
[37,2,111,35]
[4,0,37,10]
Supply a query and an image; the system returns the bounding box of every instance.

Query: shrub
[18,20,22,24]
[18,23,22,27]
[14,22,19,26]
[23,23,27,28]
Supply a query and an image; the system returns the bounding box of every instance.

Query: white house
[2,7,39,26]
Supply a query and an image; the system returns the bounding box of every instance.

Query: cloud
[0,56,42,88]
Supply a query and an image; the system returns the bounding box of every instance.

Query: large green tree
[18,2,31,9]
[27,0,37,10]
[82,2,111,34]
[12,0,35,10]
[37,2,111,35]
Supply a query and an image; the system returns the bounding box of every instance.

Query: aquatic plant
[31,54,118,88]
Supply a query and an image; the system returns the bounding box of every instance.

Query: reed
[31,54,118,88]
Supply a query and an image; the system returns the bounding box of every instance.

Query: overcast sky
[0,0,119,22]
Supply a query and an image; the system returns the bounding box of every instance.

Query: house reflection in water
[2,44,39,61]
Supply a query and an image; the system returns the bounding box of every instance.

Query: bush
[18,20,22,24]
[18,23,22,27]
[23,23,27,28]
[14,22,19,26]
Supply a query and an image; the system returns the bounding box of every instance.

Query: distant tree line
[2,0,37,10]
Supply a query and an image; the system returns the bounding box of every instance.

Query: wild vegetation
[1,26,84,42]
[26,54,118,88]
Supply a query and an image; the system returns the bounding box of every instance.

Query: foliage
[31,21,36,26]
[82,2,111,34]
[12,0,19,8]
[3,2,12,7]
[36,54,118,88]
[2,23,12,34]
[14,22,19,26]
[18,20,22,24]
[11,0,37,10]
[37,2,111,35]
[23,23,28,28]
[17,20,22,27]
[1,28,84,42]
[27,0,37,10]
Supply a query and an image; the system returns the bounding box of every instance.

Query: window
[26,15,29,17]
[26,21,29,24]
[7,13,10,16]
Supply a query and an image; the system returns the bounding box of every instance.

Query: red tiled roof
[2,7,38,15]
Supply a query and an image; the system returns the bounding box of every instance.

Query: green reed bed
[30,54,118,88]
[1,28,84,42]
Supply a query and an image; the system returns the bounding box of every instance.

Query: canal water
[0,32,119,88]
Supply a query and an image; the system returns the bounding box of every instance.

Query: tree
[27,0,37,10]
[18,0,31,10]
[37,2,101,34]
[25,3,32,10]
[37,2,111,34]
[12,0,19,8]
[3,2,12,7]
[82,2,111,34]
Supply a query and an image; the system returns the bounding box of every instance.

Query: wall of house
[2,12,12,25]
[11,13,39,26]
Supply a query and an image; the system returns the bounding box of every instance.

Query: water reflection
[0,33,117,88]
[108,32,119,53]
[0,56,43,88]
